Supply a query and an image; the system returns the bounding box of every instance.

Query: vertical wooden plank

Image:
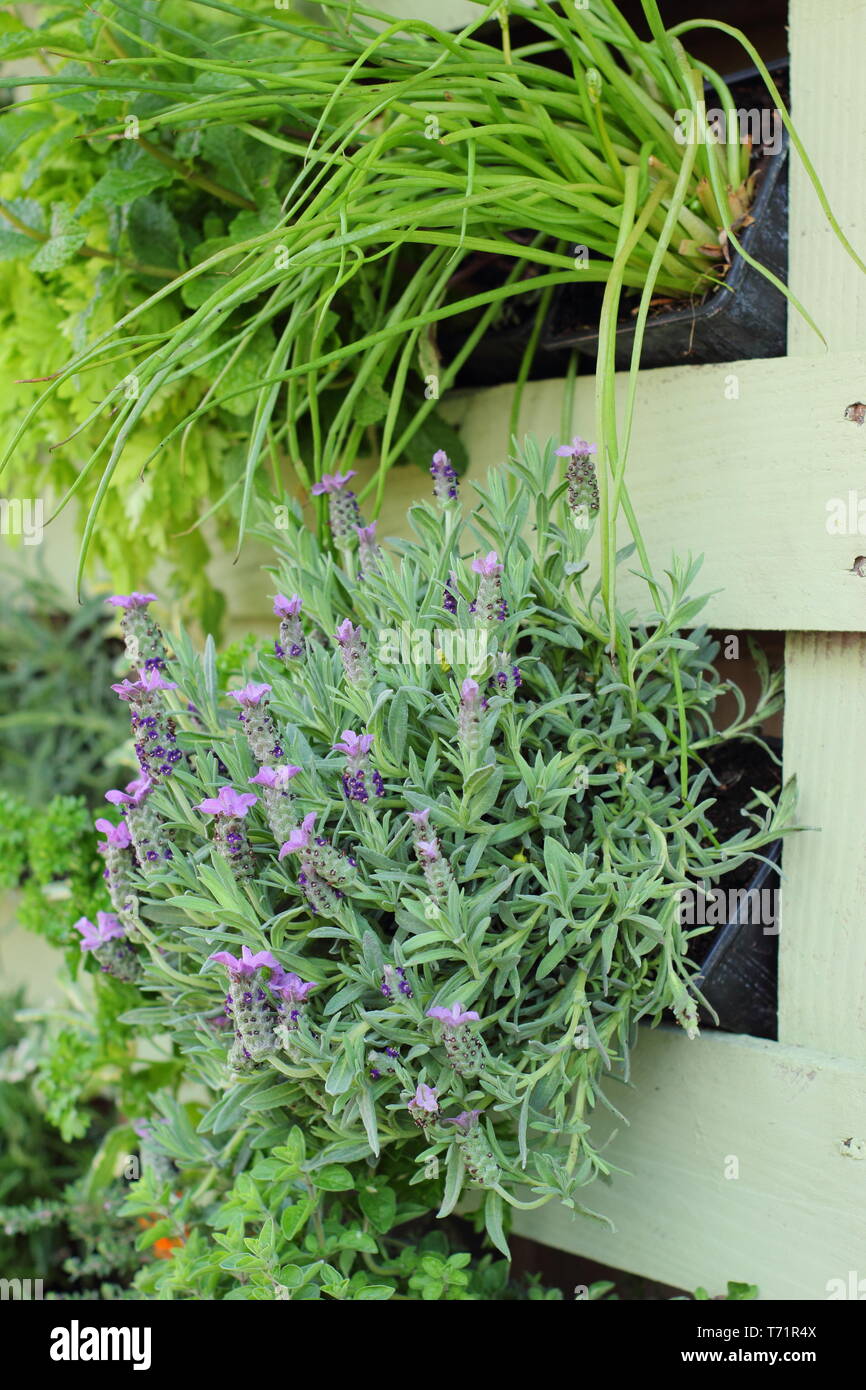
[780,0,866,1055]
[780,636,866,1056]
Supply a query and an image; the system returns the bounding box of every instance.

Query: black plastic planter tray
[542,60,790,370]
[694,839,782,1040]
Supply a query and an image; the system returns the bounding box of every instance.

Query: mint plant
[61,435,789,1259]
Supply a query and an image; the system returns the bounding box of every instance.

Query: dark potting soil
[685,735,782,971]
[699,737,781,882]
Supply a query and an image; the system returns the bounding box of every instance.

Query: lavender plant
[74,436,789,1251]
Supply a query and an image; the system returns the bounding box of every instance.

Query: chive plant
[2,0,861,590]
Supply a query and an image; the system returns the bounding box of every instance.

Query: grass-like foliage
[76,436,791,1258]
[1,0,859,595]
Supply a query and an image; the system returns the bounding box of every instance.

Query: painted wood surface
[512,1028,866,1299]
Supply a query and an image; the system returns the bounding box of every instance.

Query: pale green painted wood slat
[779,0,866,1061]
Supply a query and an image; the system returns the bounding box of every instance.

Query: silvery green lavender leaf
[85,435,793,1221]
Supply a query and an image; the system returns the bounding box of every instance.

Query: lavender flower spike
[106,592,166,668]
[75,912,141,982]
[333,729,384,803]
[270,968,317,1051]
[555,436,599,524]
[105,777,171,875]
[279,812,355,916]
[490,651,522,698]
[211,946,279,1067]
[355,522,381,579]
[407,808,453,902]
[408,1082,439,1128]
[95,817,140,938]
[443,570,459,615]
[334,618,375,690]
[430,449,459,504]
[197,787,258,879]
[229,682,283,763]
[311,470,362,545]
[112,667,182,783]
[427,1001,485,1076]
[457,677,484,754]
[470,551,507,624]
[273,594,306,662]
[444,1110,501,1187]
[248,764,300,844]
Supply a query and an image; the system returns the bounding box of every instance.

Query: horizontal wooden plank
[512,1027,866,1299]
[447,354,866,633]
[351,351,866,632]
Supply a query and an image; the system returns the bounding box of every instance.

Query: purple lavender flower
[94,817,139,933]
[443,1109,483,1132]
[249,764,300,789]
[211,945,279,978]
[278,810,317,859]
[427,1003,481,1026]
[457,677,484,754]
[228,682,272,708]
[333,618,375,689]
[471,551,503,579]
[229,683,282,762]
[489,651,522,698]
[408,1082,439,1127]
[442,571,459,615]
[445,1111,500,1186]
[469,551,507,623]
[273,594,302,618]
[105,592,157,610]
[104,776,152,808]
[555,436,600,523]
[106,593,165,668]
[311,470,357,495]
[355,522,380,579]
[270,970,316,1003]
[249,765,299,845]
[430,449,459,504]
[197,787,258,818]
[197,788,258,878]
[270,969,316,1044]
[212,947,279,1066]
[280,812,355,913]
[407,809,454,902]
[427,1001,485,1076]
[380,964,413,1001]
[333,729,384,803]
[94,817,132,850]
[112,669,181,782]
[75,912,140,982]
[111,679,142,702]
[104,777,170,873]
[311,471,362,545]
[273,594,306,661]
[75,911,125,950]
[111,668,177,700]
[555,436,597,459]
